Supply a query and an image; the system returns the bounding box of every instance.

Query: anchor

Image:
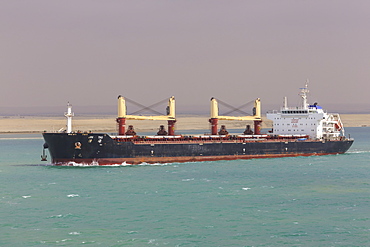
[41,143,48,161]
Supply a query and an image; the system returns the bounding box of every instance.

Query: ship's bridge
[266,83,344,140]
[280,105,324,115]
[281,109,309,115]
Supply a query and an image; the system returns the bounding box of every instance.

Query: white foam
[67,194,79,198]
[148,239,156,244]
[56,161,171,167]
[49,214,63,218]
[138,162,171,166]
[242,187,251,191]
[348,150,370,154]
[66,161,100,167]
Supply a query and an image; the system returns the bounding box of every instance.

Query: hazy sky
[1,0,370,115]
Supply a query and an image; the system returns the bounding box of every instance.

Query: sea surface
[1,127,370,246]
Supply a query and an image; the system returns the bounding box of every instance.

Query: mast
[283,96,288,110]
[64,102,74,133]
[209,98,219,135]
[117,96,126,135]
[300,80,309,109]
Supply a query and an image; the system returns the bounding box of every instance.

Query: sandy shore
[0,114,369,134]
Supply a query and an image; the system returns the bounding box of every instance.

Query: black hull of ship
[42,133,354,165]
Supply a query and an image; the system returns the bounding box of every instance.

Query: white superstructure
[266,83,344,140]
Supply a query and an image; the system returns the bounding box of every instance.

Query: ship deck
[110,134,347,145]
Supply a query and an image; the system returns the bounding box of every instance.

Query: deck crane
[116,96,176,136]
[209,98,262,135]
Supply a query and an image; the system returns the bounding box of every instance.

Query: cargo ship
[42,83,353,165]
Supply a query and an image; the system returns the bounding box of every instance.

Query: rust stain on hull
[53,152,343,166]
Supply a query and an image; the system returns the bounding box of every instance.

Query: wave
[347,150,370,154]
[67,194,80,198]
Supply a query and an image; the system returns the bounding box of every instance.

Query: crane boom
[117,96,176,136]
[210,98,261,120]
[209,97,262,135]
[118,96,175,120]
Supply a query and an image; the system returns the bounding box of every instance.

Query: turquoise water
[1,128,369,246]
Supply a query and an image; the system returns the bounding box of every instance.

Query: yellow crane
[209,98,262,135]
[117,96,176,135]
